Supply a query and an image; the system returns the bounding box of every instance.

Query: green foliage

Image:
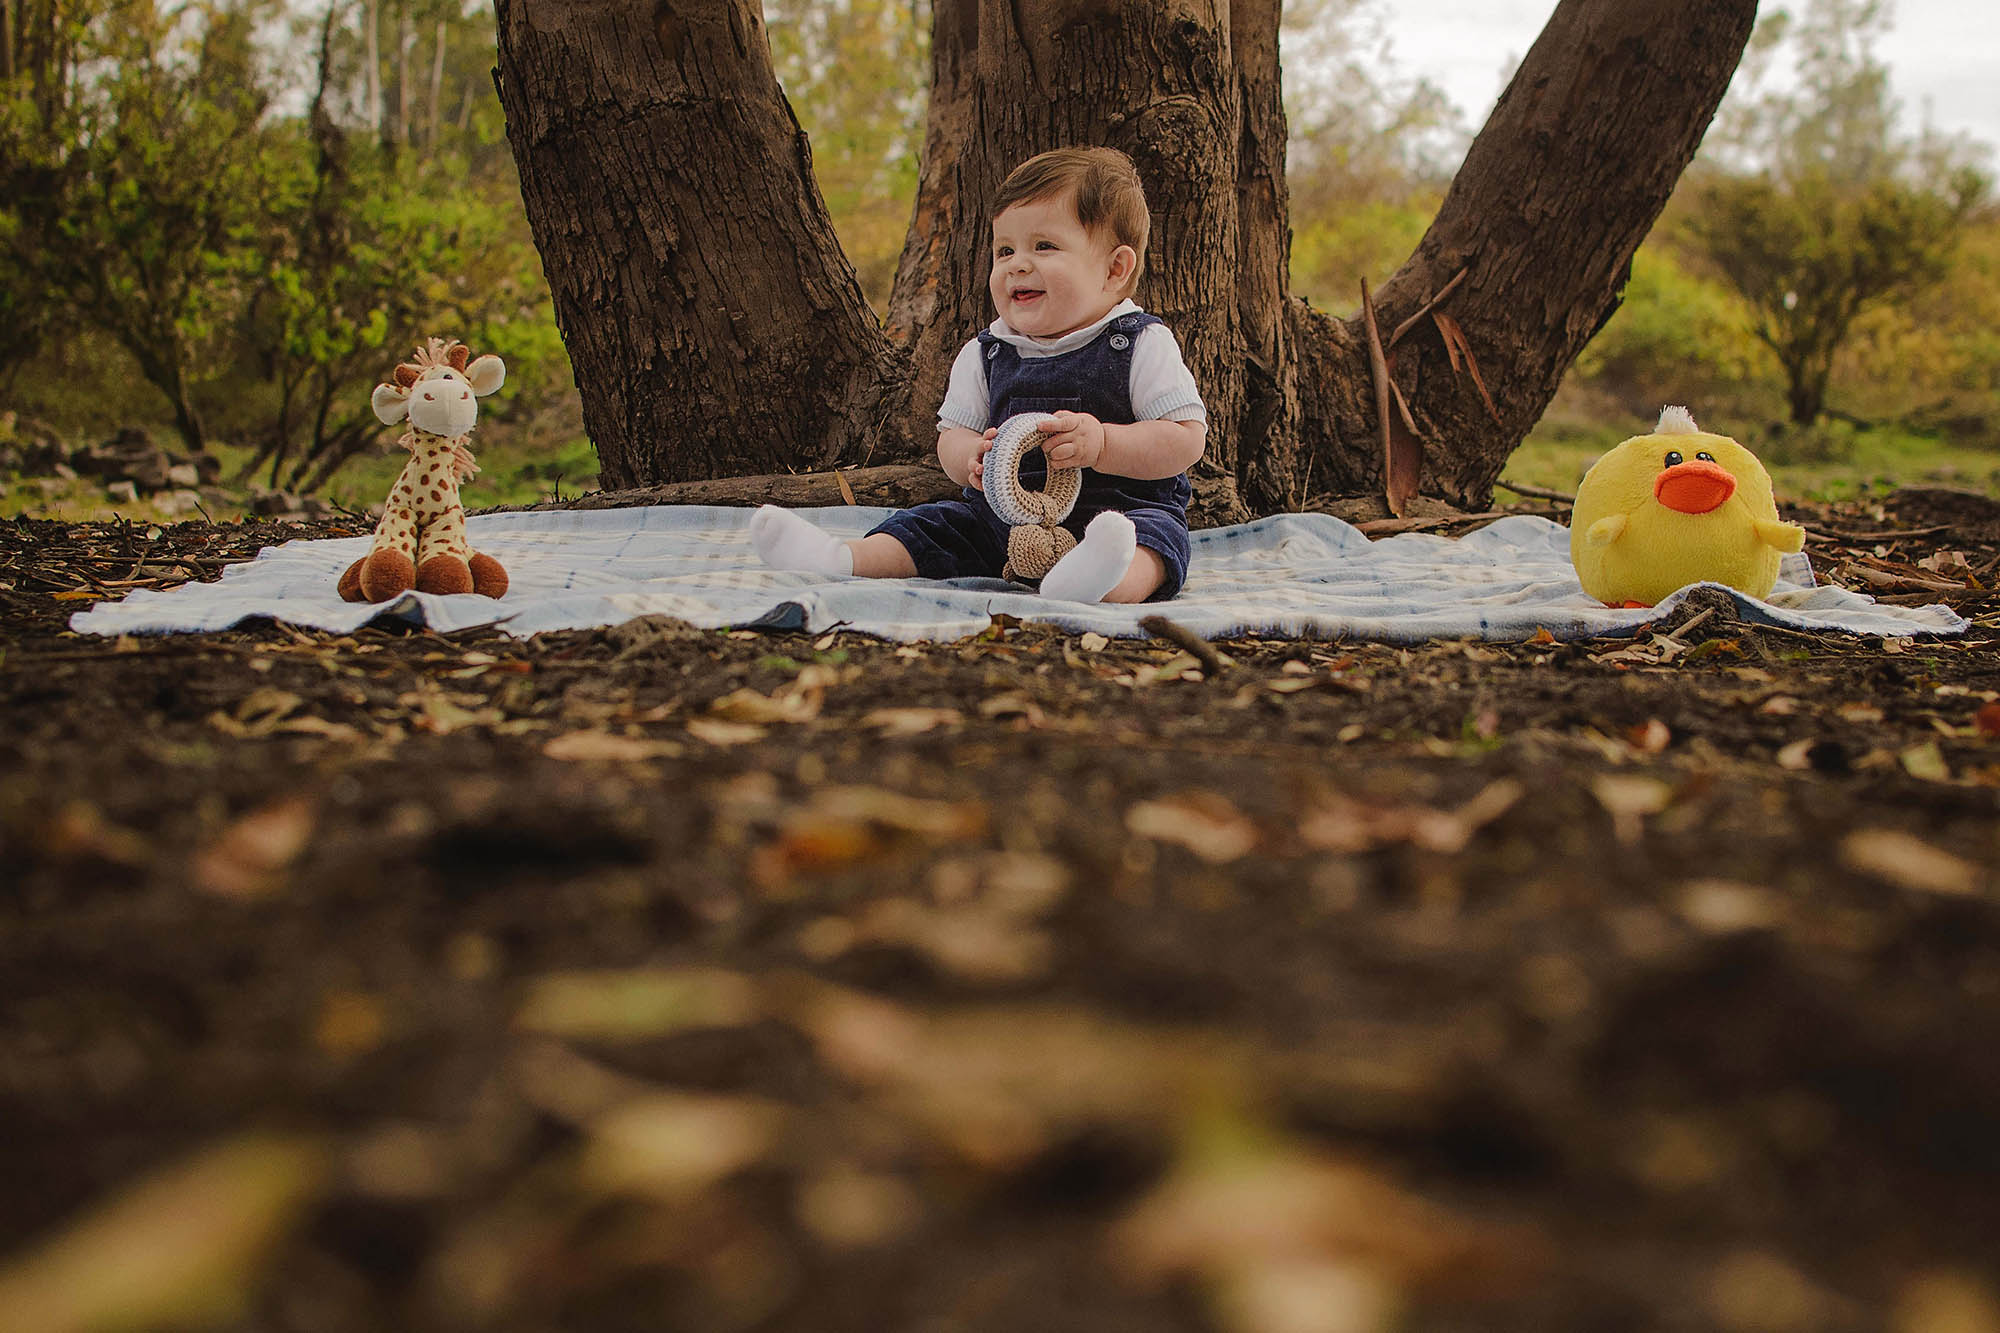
[1290,196,1435,311]
[765,0,928,313]
[1676,0,1990,427]
[2,0,291,452]
[1574,245,1770,416]
[1688,167,1983,425]
[2,0,571,494]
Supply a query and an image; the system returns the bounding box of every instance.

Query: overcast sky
[1377,0,1999,154]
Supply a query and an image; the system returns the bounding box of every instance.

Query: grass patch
[1504,420,2000,504]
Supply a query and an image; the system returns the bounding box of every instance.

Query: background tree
[495,0,1759,519]
[1,0,284,454]
[1683,0,1989,426]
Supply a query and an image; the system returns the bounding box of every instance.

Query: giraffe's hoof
[468,552,508,599]
[359,550,416,602]
[415,555,474,596]
[337,557,367,602]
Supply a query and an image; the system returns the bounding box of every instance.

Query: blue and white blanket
[69,505,1967,643]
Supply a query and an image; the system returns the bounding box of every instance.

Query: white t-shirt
[935,299,1208,434]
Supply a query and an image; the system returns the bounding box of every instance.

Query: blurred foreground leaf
[0,1134,328,1333]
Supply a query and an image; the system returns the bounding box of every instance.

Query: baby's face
[988,193,1135,339]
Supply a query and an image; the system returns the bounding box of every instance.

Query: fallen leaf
[1978,703,2000,738]
[1526,627,1557,646]
[1626,719,1671,754]
[0,1135,328,1333]
[42,800,152,866]
[1079,632,1110,653]
[190,797,316,900]
[1900,741,1952,782]
[1758,696,1801,716]
[1128,793,1259,863]
[1590,775,1673,844]
[543,730,684,762]
[1130,652,1204,686]
[1297,781,1521,856]
[1677,880,1784,934]
[1114,1133,1524,1313]
[207,687,305,738]
[978,692,1044,722]
[685,717,767,746]
[1840,830,1981,897]
[1776,739,1818,770]
[579,1093,784,1200]
[709,686,820,724]
[859,706,964,736]
[811,786,989,839]
[406,689,502,735]
[514,967,761,1040]
[853,897,1054,983]
[273,715,366,743]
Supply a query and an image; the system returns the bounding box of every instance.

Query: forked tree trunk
[495,0,1756,517]
[493,0,904,489]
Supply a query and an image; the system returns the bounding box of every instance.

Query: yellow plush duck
[1570,406,1806,607]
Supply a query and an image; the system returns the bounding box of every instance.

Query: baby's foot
[1040,511,1137,603]
[750,505,854,576]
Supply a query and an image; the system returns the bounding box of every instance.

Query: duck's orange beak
[1654,459,1736,515]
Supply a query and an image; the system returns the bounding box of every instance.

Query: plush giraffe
[338,338,509,603]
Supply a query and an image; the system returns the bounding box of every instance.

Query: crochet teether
[985,413,1082,582]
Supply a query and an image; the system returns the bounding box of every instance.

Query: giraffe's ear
[465,354,506,397]
[373,382,412,425]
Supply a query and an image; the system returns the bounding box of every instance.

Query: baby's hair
[993,146,1150,293]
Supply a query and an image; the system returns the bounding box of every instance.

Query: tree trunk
[497,0,1756,517]
[427,18,446,150]
[364,0,382,143]
[493,0,905,491]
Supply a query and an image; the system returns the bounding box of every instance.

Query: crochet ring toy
[985,413,1082,582]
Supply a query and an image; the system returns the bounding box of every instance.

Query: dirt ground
[3,488,1999,1333]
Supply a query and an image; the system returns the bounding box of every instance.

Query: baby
[751,146,1207,603]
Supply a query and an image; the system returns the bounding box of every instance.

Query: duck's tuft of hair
[1655,405,1700,435]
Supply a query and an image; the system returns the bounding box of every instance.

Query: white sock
[1040,511,1136,603]
[750,505,853,576]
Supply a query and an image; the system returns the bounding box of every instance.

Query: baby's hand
[967,427,998,491]
[1040,411,1105,471]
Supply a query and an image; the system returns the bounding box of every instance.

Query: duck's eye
[1664,450,1684,467]
[1696,451,1715,462]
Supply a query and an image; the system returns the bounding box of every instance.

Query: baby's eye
[994,245,1013,259]
[1663,450,1684,467]
[1696,451,1715,462]
[1035,240,1057,250]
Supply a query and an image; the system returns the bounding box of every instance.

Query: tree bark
[493,0,905,491]
[497,0,1756,518]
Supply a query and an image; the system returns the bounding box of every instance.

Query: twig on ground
[1138,615,1230,675]
[1805,524,1952,544]
[1495,477,1576,504]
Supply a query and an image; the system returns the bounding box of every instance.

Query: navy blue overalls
[868,311,1194,600]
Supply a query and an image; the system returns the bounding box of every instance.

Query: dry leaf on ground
[1128,792,1259,863]
[190,797,316,900]
[1840,830,1982,897]
[0,1134,328,1333]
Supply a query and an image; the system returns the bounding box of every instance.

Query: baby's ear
[1106,244,1137,289]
